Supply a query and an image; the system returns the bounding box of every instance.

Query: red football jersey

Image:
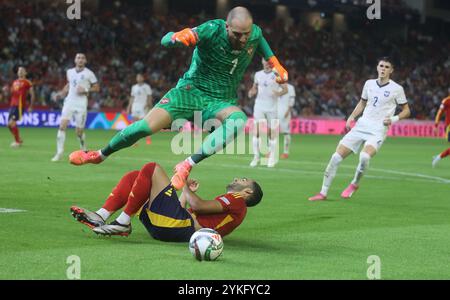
[438,97,450,127]
[191,193,247,237]
[10,79,32,107]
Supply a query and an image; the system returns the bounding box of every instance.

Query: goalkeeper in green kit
[69,6,288,190]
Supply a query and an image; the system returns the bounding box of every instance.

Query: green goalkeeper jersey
[175,19,273,102]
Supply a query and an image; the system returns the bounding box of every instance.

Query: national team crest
[247,46,254,56]
[160,98,170,104]
[384,91,390,97]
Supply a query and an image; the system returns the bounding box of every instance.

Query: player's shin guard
[9,125,21,142]
[190,111,247,164]
[321,152,343,196]
[56,129,66,154]
[123,162,156,217]
[101,171,140,216]
[101,120,152,156]
[351,152,371,185]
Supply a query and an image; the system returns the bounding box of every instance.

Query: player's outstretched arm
[161,28,198,48]
[257,36,288,83]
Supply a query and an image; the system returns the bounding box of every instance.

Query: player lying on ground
[309,57,411,201]
[70,162,263,241]
[69,6,288,191]
[432,93,450,168]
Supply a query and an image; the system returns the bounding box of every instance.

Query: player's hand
[284,111,289,119]
[268,56,288,84]
[345,117,354,131]
[186,179,199,192]
[383,118,392,126]
[171,28,198,47]
[76,85,88,95]
[433,125,439,136]
[27,106,33,113]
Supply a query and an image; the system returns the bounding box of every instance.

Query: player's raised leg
[93,162,167,236]
[308,144,352,201]
[70,170,139,228]
[69,107,171,165]
[171,106,247,190]
[432,147,450,168]
[341,146,376,199]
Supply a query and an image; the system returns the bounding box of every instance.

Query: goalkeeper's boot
[341,183,359,199]
[69,150,103,165]
[92,220,132,237]
[70,206,105,229]
[170,160,192,190]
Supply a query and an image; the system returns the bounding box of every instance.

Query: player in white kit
[308,57,410,201]
[248,58,287,168]
[51,53,99,162]
[127,73,153,145]
[278,83,296,159]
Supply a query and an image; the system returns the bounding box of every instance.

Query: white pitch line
[0,208,27,213]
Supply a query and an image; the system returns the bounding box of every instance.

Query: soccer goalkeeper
[69,6,288,190]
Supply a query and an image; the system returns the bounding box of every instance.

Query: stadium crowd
[0,0,448,120]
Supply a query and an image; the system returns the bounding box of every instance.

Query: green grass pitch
[0,127,449,279]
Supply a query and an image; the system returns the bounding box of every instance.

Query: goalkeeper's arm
[161,28,198,48]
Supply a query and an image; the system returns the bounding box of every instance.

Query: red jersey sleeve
[215,193,247,214]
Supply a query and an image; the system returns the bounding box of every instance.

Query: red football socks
[9,125,21,142]
[102,171,139,212]
[440,148,450,159]
[123,162,156,216]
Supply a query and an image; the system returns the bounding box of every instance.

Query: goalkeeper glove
[171,28,198,47]
[268,56,288,84]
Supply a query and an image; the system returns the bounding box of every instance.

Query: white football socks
[320,152,343,196]
[283,134,291,154]
[77,132,86,151]
[252,136,260,159]
[56,129,66,155]
[351,152,371,185]
[116,212,131,225]
[96,208,111,221]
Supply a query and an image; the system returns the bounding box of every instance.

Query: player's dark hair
[246,181,263,207]
[377,56,395,68]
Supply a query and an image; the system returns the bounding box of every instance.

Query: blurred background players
[432,92,450,168]
[309,57,410,201]
[278,82,296,159]
[127,73,153,145]
[6,66,35,148]
[51,53,99,162]
[248,58,287,168]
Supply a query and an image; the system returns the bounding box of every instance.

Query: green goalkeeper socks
[101,120,152,156]
[191,111,247,164]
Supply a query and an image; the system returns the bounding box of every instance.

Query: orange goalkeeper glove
[268,56,288,84]
[171,28,198,47]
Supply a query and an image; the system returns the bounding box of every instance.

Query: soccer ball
[189,228,223,261]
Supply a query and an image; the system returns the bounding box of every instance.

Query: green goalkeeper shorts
[154,83,238,125]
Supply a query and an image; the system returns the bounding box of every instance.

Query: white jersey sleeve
[395,86,407,105]
[361,80,369,100]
